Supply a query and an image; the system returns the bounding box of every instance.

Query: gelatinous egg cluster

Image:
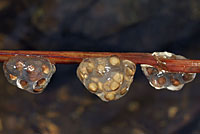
[77,56,136,101]
[3,56,56,93]
[141,52,196,91]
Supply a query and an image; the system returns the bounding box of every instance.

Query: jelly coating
[77,56,136,101]
[141,52,196,91]
[3,56,56,93]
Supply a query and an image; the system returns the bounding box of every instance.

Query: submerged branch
[0,50,199,73]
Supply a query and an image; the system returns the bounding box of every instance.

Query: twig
[0,50,200,73]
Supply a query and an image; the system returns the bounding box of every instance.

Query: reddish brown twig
[0,50,200,73]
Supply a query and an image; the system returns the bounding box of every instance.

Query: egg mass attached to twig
[141,52,196,91]
[77,56,136,102]
[3,56,56,94]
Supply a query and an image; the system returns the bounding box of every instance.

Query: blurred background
[0,0,200,134]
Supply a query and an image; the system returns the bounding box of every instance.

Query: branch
[0,50,200,73]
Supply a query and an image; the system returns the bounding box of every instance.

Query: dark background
[0,0,200,134]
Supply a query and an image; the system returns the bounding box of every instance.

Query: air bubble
[3,56,56,94]
[77,56,136,101]
[141,52,196,91]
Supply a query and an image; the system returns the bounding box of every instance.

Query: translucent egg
[3,56,56,93]
[77,56,136,101]
[141,52,196,91]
